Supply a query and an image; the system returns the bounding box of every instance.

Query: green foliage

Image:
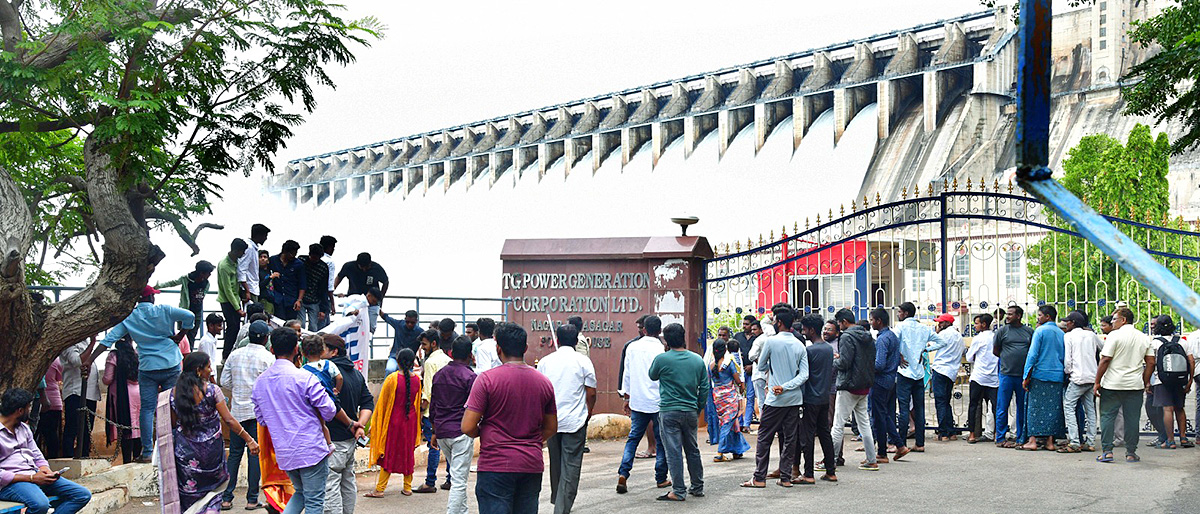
[1123,0,1200,155]
[1026,125,1200,327]
[707,310,750,339]
[0,0,384,280]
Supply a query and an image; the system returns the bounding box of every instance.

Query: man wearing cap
[84,286,195,462]
[1061,310,1103,452]
[155,260,216,344]
[219,321,275,510]
[219,238,250,361]
[239,223,271,305]
[931,313,966,441]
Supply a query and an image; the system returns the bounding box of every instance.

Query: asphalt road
[119,427,1200,514]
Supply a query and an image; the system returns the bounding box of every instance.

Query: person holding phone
[0,388,93,513]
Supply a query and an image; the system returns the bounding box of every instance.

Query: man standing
[868,308,901,462]
[648,323,707,502]
[219,321,274,511]
[269,240,307,321]
[219,238,249,361]
[323,334,373,514]
[894,302,946,458]
[1095,307,1153,463]
[733,315,759,428]
[965,314,1000,444]
[464,324,479,342]
[1061,311,1102,452]
[59,339,94,459]
[415,322,454,494]
[616,315,669,494]
[431,339,476,514]
[462,323,557,514]
[335,252,389,332]
[796,314,836,483]
[319,236,338,323]
[830,309,878,472]
[566,316,591,358]
[538,325,597,512]
[931,313,965,441]
[0,388,93,514]
[472,318,502,373]
[252,328,343,513]
[1019,305,1066,451]
[380,310,424,375]
[154,260,215,343]
[993,305,1034,448]
[300,244,332,332]
[87,286,194,463]
[742,305,807,488]
[197,314,222,366]
[238,223,271,305]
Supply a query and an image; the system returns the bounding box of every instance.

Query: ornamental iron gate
[702,179,1200,434]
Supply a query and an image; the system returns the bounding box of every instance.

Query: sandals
[820,474,838,482]
[740,480,766,488]
[656,493,685,502]
[1126,454,1141,463]
[777,480,793,488]
[1056,445,1081,453]
[635,451,655,459]
[713,455,733,462]
[364,492,386,498]
[220,502,233,511]
[1182,439,1195,448]
[1096,452,1114,463]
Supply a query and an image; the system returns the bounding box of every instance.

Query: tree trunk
[0,135,152,392]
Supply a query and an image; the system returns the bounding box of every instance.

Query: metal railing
[27,285,510,360]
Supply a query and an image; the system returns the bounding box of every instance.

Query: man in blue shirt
[868,308,901,463]
[85,286,195,462]
[894,302,946,459]
[380,310,424,375]
[268,240,308,321]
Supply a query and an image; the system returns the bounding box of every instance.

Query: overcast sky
[270,0,1044,165]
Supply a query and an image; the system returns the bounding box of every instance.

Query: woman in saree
[102,335,141,464]
[365,348,422,498]
[711,339,751,462]
[157,352,260,514]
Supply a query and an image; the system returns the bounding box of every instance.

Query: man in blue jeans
[868,308,901,463]
[86,286,194,462]
[993,305,1033,447]
[894,302,946,459]
[0,388,92,514]
[616,316,669,494]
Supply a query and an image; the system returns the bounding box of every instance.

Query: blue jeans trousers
[476,471,540,514]
[0,477,92,514]
[282,456,329,514]
[869,385,900,457]
[222,419,260,504]
[996,374,1026,442]
[742,371,756,426]
[896,375,926,447]
[617,410,667,483]
[138,366,181,458]
[422,417,446,486]
[705,392,718,444]
[931,372,959,436]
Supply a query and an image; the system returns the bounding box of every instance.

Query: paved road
[119,431,1200,514]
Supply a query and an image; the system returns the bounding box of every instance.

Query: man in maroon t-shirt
[463,322,558,514]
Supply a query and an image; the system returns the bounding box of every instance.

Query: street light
[671,216,699,237]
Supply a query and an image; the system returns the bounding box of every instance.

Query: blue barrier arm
[1014,0,1200,327]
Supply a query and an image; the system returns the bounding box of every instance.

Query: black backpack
[1156,336,1190,388]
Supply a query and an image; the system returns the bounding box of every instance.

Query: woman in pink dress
[102,336,141,463]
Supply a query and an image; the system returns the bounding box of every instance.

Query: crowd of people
[1,222,1198,514]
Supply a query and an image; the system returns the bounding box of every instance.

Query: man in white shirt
[237,223,270,303]
[59,339,94,458]
[471,318,503,373]
[616,315,668,494]
[320,235,338,321]
[218,321,274,510]
[965,314,1000,443]
[198,313,223,366]
[538,324,597,514]
[931,314,965,441]
[82,357,102,458]
[1061,311,1103,452]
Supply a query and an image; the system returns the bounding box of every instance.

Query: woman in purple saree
[157,352,259,514]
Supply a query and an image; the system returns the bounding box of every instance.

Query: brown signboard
[501,236,713,414]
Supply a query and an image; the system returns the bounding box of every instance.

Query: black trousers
[121,437,142,464]
[220,302,241,361]
[968,381,998,438]
[799,403,836,478]
[62,395,82,458]
[754,405,799,482]
[37,409,62,459]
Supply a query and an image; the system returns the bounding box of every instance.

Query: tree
[0,0,382,391]
[1026,125,1200,326]
[1123,0,1200,155]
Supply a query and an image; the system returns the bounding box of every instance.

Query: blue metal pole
[1014,0,1200,327]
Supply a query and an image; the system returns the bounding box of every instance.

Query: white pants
[443,434,473,514]
[831,391,875,465]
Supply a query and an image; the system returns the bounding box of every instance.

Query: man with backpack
[1150,314,1194,449]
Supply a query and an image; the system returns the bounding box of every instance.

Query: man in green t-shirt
[648,323,709,502]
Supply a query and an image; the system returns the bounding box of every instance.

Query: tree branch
[144,207,224,256]
[0,118,86,133]
[20,7,201,69]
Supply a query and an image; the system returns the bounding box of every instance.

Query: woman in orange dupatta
[365,348,422,498]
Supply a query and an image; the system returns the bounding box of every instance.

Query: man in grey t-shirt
[992,305,1034,446]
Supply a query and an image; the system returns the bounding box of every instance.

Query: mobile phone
[54,466,70,477]
[356,436,369,448]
